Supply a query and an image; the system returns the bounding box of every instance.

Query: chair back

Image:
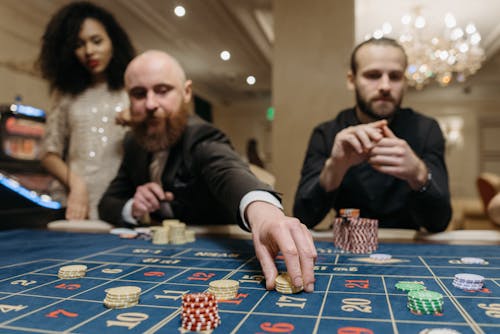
[476,172,500,211]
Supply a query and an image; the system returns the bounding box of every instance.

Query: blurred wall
[272,0,355,214]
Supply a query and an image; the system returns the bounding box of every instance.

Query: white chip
[454,273,485,282]
[419,328,462,334]
[370,253,392,260]
[460,257,486,264]
[110,228,137,236]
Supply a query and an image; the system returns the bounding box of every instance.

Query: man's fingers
[164,191,175,201]
[254,246,279,290]
[147,183,166,200]
[353,128,374,152]
[343,134,364,154]
[272,222,308,289]
[382,124,396,138]
[290,224,317,292]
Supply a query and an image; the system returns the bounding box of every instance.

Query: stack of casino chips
[104,286,141,309]
[333,211,378,254]
[208,279,239,300]
[181,293,220,331]
[274,273,303,294]
[185,229,196,243]
[407,290,444,315]
[152,226,169,245]
[453,273,485,291]
[58,265,87,279]
[150,220,196,245]
[169,222,187,244]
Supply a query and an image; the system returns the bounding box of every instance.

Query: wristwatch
[418,169,432,193]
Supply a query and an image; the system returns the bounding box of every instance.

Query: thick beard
[131,103,190,153]
[355,90,400,121]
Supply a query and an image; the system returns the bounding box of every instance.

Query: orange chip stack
[181,292,221,331]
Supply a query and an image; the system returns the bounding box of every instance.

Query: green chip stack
[407,290,444,315]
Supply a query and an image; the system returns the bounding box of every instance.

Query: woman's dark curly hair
[37,1,135,95]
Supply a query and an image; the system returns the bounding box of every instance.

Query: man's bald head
[125,50,187,89]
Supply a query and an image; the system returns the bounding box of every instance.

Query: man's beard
[131,103,190,153]
[355,90,400,121]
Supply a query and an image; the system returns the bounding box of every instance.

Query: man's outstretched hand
[246,201,317,292]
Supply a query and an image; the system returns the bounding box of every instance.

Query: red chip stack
[181,292,221,332]
[334,209,378,254]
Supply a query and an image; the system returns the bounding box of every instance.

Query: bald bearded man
[99,50,317,292]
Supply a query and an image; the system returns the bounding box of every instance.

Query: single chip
[209,279,239,289]
[106,286,141,296]
[395,282,426,291]
[454,273,484,282]
[182,292,216,303]
[419,329,462,334]
[460,257,486,264]
[370,253,392,261]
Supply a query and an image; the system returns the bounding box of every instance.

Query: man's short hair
[350,37,408,74]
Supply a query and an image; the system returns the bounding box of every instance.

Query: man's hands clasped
[321,120,428,192]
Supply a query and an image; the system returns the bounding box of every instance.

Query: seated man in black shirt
[294,37,452,232]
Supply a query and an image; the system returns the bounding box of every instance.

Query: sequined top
[41,83,129,219]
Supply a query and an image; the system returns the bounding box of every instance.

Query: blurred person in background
[37,1,135,220]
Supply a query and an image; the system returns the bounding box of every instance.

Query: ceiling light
[220,51,231,61]
[246,76,256,85]
[174,6,186,17]
[370,6,485,89]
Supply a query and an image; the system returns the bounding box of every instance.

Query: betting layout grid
[0,231,497,333]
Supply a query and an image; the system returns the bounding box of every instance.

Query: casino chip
[339,208,360,218]
[370,253,392,261]
[58,265,87,279]
[460,257,486,264]
[419,329,462,334]
[275,273,303,294]
[395,282,426,292]
[208,279,239,300]
[104,286,141,309]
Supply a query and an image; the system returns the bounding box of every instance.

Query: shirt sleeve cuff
[239,190,283,231]
[122,198,138,225]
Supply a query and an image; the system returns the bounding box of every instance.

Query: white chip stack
[104,286,141,309]
[152,226,169,245]
[453,273,485,291]
[275,273,303,294]
[208,279,239,300]
[150,220,196,245]
[58,265,87,279]
[168,222,187,244]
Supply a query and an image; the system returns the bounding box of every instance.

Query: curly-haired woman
[37,1,135,220]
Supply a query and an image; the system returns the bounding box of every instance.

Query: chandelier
[369,7,485,89]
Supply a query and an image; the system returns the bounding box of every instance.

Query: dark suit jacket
[98,115,272,229]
